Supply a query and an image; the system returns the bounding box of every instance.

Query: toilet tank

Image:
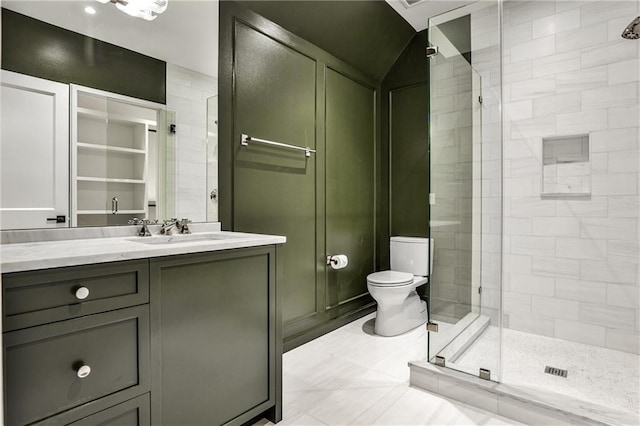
[390,237,434,276]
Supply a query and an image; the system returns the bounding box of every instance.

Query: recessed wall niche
[541,134,591,197]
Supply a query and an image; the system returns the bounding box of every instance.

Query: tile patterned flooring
[455,326,640,417]
[257,313,523,425]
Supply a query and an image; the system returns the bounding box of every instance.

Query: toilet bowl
[367,237,433,337]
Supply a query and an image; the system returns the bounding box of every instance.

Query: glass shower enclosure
[427,1,503,381]
[424,0,639,422]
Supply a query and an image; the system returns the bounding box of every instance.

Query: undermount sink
[127,232,242,245]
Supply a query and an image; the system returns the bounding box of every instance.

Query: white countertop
[0,229,286,273]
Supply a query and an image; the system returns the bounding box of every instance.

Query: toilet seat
[367,271,414,287]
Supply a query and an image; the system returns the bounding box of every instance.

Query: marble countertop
[0,228,286,273]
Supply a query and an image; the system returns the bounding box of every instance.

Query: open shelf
[72,85,160,225]
[76,107,156,126]
[77,209,146,215]
[77,142,146,155]
[77,177,146,184]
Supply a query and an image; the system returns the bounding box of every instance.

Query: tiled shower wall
[429,48,475,323]
[501,0,639,354]
[166,63,217,223]
[470,2,503,327]
[429,3,503,326]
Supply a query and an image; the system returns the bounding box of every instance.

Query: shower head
[622,16,640,39]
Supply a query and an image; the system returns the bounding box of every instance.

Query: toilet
[367,237,434,337]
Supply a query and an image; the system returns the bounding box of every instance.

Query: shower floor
[453,326,640,418]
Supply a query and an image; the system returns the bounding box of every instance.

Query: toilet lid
[367,271,414,287]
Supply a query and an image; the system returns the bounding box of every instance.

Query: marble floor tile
[258,313,522,425]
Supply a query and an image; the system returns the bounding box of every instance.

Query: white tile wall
[580,259,637,285]
[166,63,217,223]
[554,318,607,346]
[532,8,581,39]
[499,0,640,354]
[555,278,607,303]
[532,51,581,78]
[532,92,581,116]
[531,295,580,320]
[531,255,581,278]
[608,59,640,85]
[555,237,606,259]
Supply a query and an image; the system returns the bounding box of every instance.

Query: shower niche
[541,134,591,197]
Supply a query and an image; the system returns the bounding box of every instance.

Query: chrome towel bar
[241,133,316,157]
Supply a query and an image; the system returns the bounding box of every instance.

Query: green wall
[220,1,387,349]
[232,19,318,325]
[383,31,429,240]
[380,31,429,300]
[1,8,166,104]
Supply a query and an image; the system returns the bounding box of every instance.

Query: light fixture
[95,0,168,21]
[84,6,97,15]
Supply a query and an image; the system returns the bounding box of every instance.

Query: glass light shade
[115,2,157,21]
[125,0,168,14]
[100,0,169,21]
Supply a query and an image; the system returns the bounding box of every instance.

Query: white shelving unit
[71,85,163,226]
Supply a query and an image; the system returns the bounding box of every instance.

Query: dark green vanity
[2,235,283,426]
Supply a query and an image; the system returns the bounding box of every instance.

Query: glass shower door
[427,15,501,381]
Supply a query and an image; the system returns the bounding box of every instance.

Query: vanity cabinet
[2,246,282,426]
[150,246,281,425]
[2,260,151,426]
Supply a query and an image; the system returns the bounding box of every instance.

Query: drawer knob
[76,364,91,379]
[75,286,90,300]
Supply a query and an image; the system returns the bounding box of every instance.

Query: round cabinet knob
[75,286,90,300]
[76,365,91,379]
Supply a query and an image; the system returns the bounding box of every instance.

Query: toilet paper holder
[326,254,349,269]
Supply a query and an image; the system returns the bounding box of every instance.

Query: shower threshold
[409,361,639,425]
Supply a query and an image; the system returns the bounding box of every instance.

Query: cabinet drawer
[4,306,150,426]
[3,259,149,331]
[68,394,150,426]
[29,394,150,426]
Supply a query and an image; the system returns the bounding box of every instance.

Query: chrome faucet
[160,217,192,235]
[160,218,179,235]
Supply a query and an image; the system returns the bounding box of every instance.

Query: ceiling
[2,0,219,77]
[385,0,475,31]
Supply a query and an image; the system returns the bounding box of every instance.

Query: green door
[325,69,376,307]
[232,22,318,325]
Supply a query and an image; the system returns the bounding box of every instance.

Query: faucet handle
[179,218,192,234]
[130,218,153,237]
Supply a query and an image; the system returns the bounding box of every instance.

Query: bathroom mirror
[0,0,219,230]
